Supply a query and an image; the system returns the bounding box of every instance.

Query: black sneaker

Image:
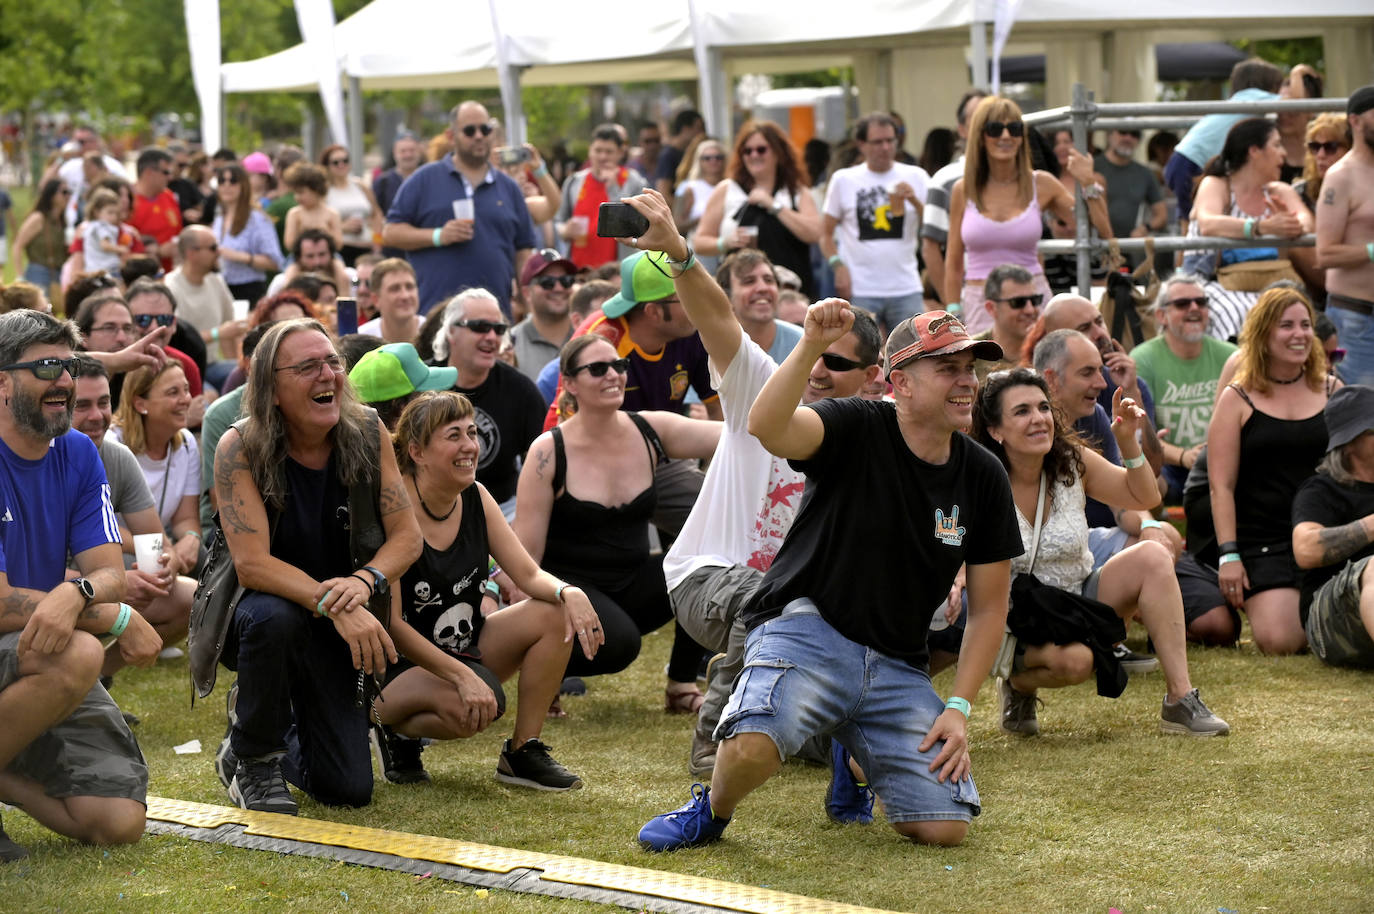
[215,680,239,790]
[1113,643,1160,675]
[371,723,431,785]
[0,813,27,863]
[496,738,582,791]
[229,755,298,815]
[999,677,1041,736]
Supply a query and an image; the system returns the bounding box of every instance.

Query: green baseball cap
[601,251,676,318]
[349,342,457,402]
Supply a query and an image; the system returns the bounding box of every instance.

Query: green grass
[3,625,1373,914]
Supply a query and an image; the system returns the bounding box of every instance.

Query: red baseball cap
[883,310,1003,378]
[520,249,578,287]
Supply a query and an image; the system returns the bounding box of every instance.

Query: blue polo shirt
[386,154,535,315]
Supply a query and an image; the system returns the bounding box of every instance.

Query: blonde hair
[112,361,187,456]
[963,96,1034,212]
[1234,287,1327,395]
[1300,113,1351,199]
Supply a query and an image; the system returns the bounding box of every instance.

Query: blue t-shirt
[536,356,559,407]
[385,155,535,316]
[0,430,120,590]
[1174,89,1278,168]
[1074,403,1123,530]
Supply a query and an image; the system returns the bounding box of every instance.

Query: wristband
[484,579,500,599]
[945,696,972,718]
[1217,540,1239,556]
[180,529,202,541]
[1367,242,1373,262]
[1219,552,1243,566]
[1139,518,1164,531]
[211,326,220,343]
[1123,452,1147,469]
[555,582,571,603]
[316,590,332,616]
[1242,217,1256,239]
[664,240,696,278]
[349,572,375,595]
[108,603,133,637]
[827,253,844,269]
[532,164,549,179]
[432,227,442,247]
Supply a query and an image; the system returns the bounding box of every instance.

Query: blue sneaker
[638,784,729,851]
[826,740,874,824]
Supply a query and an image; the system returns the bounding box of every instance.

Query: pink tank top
[961,180,1044,279]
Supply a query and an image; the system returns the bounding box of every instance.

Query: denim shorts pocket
[720,658,794,723]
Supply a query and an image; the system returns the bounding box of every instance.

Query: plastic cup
[231,299,249,321]
[452,199,474,222]
[570,215,589,240]
[889,188,905,212]
[738,225,759,247]
[133,533,164,572]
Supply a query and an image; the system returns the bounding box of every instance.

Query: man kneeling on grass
[638,304,1022,850]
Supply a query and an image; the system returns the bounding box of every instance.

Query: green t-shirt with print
[1130,334,1236,450]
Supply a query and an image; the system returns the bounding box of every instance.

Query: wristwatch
[361,566,389,598]
[70,577,96,607]
[770,201,783,216]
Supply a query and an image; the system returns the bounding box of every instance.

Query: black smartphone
[497,146,531,166]
[597,202,649,238]
[336,297,358,337]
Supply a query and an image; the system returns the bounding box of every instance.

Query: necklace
[1268,370,1304,385]
[413,479,457,522]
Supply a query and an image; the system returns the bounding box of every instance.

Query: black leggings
[556,555,704,682]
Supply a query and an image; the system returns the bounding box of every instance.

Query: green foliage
[521,85,592,151]
[770,67,855,90]
[1231,37,1326,72]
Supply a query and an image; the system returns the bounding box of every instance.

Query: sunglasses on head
[1,357,83,381]
[571,357,631,378]
[995,293,1044,310]
[820,352,864,373]
[984,120,1025,138]
[455,318,507,336]
[742,144,771,157]
[133,313,175,329]
[1167,296,1209,310]
[461,123,495,138]
[1307,140,1345,155]
[533,275,576,290]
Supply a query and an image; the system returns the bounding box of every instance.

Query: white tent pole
[185,0,223,151]
[687,0,728,138]
[969,21,990,90]
[487,0,525,145]
[294,0,348,147]
[347,75,364,176]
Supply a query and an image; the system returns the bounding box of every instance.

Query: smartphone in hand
[336,297,358,337]
[597,202,649,238]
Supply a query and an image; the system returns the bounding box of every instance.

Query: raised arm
[1079,388,1161,511]
[747,299,850,460]
[641,410,723,461]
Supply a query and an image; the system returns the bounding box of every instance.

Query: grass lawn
[3,621,1373,914]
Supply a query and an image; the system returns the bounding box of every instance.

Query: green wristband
[1123,453,1147,469]
[1219,552,1242,566]
[1139,518,1164,531]
[432,227,442,248]
[109,603,133,637]
[945,696,972,718]
[1367,242,1374,262]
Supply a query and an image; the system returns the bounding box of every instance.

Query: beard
[11,382,73,440]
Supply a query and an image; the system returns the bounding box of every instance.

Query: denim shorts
[716,599,981,823]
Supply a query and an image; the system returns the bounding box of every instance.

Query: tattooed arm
[1293,515,1374,570]
[1314,169,1371,269]
[510,432,556,564]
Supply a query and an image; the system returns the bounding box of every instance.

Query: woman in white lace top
[972,368,1229,738]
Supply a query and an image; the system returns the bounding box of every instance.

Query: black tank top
[273,454,352,583]
[400,484,488,661]
[1231,384,1329,547]
[542,412,664,593]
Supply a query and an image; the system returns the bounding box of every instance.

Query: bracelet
[827,253,844,269]
[1080,182,1103,200]
[432,227,442,248]
[1123,452,1147,469]
[555,582,571,603]
[211,326,220,343]
[945,696,972,718]
[1367,242,1373,262]
[484,579,500,599]
[349,572,375,595]
[664,240,696,278]
[316,591,332,616]
[1242,217,1256,239]
[179,529,202,541]
[1139,518,1164,531]
[1219,552,1243,566]
[108,603,133,637]
[1217,541,1239,556]
[532,164,549,179]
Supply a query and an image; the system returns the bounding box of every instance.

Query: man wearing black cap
[1315,85,1374,387]
[1292,385,1374,668]
[509,250,578,385]
[638,304,1022,851]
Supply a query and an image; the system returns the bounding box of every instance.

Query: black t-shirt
[455,360,545,504]
[1292,474,1374,618]
[654,145,685,186]
[741,399,1024,669]
[400,484,488,660]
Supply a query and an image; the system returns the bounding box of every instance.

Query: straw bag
[1216,257,1302,292]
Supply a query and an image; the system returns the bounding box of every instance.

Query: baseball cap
[601,251,676,319]
[1347,85,1374,116]
[883,310,1004,378]
[1323,385,1374,454]
[242,151,273,175]
[520,248,578,287]
[349,342,457,402]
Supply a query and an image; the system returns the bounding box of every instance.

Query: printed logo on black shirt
[934,505,966,547]
[856,186,904,241]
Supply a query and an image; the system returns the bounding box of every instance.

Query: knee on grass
[73,800,145,846]
[892,819,967,847]
[1187,606,1239,646]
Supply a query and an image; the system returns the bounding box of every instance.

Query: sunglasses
[533,275,576,290]
[456,319,508,336]
[133,313,175,329]
[994,293,1043,310]
[0,357,83,380]
[1167,296,1209,309]
[1307,141,1345,155]
[820,352,864,373]
[460,123,495,138]
[570,357,631,378]
[329,157,350,166]
[984,120,1025,138]
[742,144,771,157]
[1327,347,1346,366]
[217,173,239,184]
[700,153,725,162]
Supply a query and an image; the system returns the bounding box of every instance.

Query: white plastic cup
[133,533,164,572]
[452,199,474,222]
[231,299,249,321]
[737,225,759,247]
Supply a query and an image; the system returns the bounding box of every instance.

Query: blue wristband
[1139,518,1164,531]
[109,603,133,637]
[945,696,972,718]
[1123,453,1147,469]
[1219,552,1242,566]
[432,227,442,248]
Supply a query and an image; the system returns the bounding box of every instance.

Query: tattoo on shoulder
[379,482,411,515]
[535,448,550,479]
[1322,187,1336,207]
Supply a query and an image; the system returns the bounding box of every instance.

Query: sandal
[547,696,568,719]
[664,681,705,715]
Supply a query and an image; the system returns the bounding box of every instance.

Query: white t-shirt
[356,316,383,338]
[82,220,122,274]
[60,154,127,227]
[108,427,201,530]
[823,161,930,297]
[663,336,807,591]
[675,178,716,222]
[165,268,235,361]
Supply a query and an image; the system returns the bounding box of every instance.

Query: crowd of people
[2,65,1373,866]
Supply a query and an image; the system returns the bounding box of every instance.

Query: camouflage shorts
[1304,557,1374,669]
[0,633,148,803]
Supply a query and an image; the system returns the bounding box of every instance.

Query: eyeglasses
[1166,296,1209,309]
[1,357,83,380]
[1327,347,1346,366]
[533,275,576,290]
[460,123,495,138]
[984,120,1025,138]
[328,157,350,166]
[1307,140,1345,155]
[820,352,864,372]
[217,173,239,184]
[742,144,771,158]
[455,319,508,336]
[570,357,631,378]
[91,322,136,336]
[274,354,343,378]
[133,313,175,329]
[993,293,1044,310]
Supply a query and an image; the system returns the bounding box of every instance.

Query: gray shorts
[1305,557,1374,669]
[669,563,763,653]
[0,632,148,803]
